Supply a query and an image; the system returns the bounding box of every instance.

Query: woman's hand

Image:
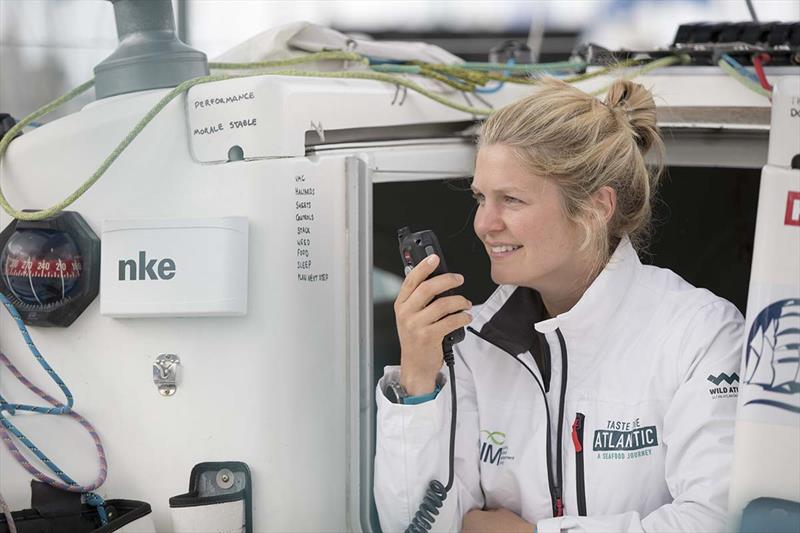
[461,508,534,533]
[394,254,472,396]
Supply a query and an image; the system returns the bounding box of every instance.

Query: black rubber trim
[168,461,252,533]
[95,499,153,532]
[478,287,551,390]
[168,489,245,508]
[0,498,152,532]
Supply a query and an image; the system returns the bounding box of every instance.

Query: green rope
[419,63,495,85]
[0,74,237,221]
[459,60,587,72]
[590,55,689,96]
[0,68,491,221]
[717,59,771,98]
[0,54,682,221]
[370,64,422,75]
[209,50,367,70]
[250,68,494,114]
[562,57,645,84]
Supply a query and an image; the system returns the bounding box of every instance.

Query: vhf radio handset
[397,226,465,347]
[396,226,463,533]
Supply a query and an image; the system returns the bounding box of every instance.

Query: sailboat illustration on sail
[743,298,800,413]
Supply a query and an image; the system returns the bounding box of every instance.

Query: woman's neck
[538,261,602,319]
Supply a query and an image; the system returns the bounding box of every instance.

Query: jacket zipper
[554,330,568,517]
[468,326,569,518]
[572,412,587,516]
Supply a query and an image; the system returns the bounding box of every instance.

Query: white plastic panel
[0,89,351,532]
[100,217,248,317]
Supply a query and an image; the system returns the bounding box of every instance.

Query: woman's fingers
[403,272,465,312]
[417,295,472,324]
[430,311,473,340]
[396,254,440,305]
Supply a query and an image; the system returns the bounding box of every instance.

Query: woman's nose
[474,203,504,236]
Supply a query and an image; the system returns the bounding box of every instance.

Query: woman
[374,78,743,533]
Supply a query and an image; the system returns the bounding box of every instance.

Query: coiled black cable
[405,345,458,533]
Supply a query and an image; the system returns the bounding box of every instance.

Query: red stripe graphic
[785,191,800,227]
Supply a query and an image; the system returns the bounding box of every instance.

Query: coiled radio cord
[405,344,458,533]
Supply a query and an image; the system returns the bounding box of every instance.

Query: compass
[0,211,100,327]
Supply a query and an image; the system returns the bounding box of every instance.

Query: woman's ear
[592,186,617,224]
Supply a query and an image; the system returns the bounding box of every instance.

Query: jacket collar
[472,284,553,391]
[476,285,548,356]
[534,235,639,336]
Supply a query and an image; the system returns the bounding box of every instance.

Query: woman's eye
[504,195,522,205]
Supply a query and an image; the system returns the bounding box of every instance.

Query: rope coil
[0,293,108,527]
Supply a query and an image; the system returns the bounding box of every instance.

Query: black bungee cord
[405,343,458,533]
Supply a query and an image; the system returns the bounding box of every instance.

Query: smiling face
[472,144,591,304]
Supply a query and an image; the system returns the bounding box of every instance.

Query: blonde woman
[375,79,743,533]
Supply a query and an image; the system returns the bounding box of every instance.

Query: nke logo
[118,251,176,281]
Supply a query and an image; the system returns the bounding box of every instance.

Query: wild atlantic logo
[707,372,739,400]
[479,430,514,466]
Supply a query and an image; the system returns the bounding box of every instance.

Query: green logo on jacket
[480,430,506,445]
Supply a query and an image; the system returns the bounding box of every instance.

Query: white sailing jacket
[374,238,744,533]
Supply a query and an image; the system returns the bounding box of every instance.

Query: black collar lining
[478,287,552,391]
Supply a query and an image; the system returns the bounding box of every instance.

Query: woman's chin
[490,267,520,287]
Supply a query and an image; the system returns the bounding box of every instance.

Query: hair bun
[604,80,658,153]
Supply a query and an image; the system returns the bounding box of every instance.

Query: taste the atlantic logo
[707,372,739,400]
[593,418,659,460]
[479,429,515,466]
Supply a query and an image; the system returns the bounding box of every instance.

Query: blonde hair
[479,77,664,274]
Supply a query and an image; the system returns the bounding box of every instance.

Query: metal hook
[391,85,408,106]
[461,91,478,120]
[152,353,180,397]
[344,39,358,69]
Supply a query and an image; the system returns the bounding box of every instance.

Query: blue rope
[0,414,79,483]
[0,293,73,414]
[721,54,760,84]
[474,82,505,94]
[0,293,107,525]
[474,59,516,94]
[84,492,109,524]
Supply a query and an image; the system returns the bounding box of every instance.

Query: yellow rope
[590,55,690,96]
[563,57,644,83]
[209,50,367,70]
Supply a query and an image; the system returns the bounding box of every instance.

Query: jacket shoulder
[635,264,744,377]
[637,263,742,321]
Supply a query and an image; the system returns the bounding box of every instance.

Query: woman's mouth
[488,244,522,258]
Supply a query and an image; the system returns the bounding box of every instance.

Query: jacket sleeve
[537,300,744,533]
[374,344,484,533]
